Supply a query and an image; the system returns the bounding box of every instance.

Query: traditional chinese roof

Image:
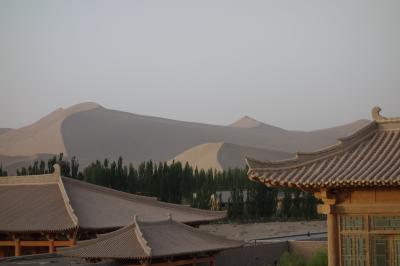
[246,107,400,191]
[58,216,243,260]
[0,165,78,233]
[0,166,226,233]
[62,177,226,229]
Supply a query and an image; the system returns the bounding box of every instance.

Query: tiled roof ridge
[247,107,400,190]
[246,107,400,171]
[133,216,152,256]
[59,217,243,260]
[136,216,243,246]
[246,121,377,170]
[62,176,227,219]
[58,224,137,257]
[56,166,79,229]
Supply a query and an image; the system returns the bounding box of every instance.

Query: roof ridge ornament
[372,106,400,123]
[53,164,61,177]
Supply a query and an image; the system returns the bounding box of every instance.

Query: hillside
[0,102,370,172]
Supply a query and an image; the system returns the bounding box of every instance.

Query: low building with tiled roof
[246,107,400,266]
[58,215,243,266]
[0,166,226,257]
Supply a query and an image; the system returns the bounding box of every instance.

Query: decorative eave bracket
[314,190,336,215]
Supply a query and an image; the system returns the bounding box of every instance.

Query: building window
[339,215,400,266]
[371,216,400,231]
[342,235,367,266]
[372,236,389,266]
[395,237,400,266]
[341,216,364,231]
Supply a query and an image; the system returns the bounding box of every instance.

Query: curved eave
[245,121,377,171]
[0,226,78,234]
[248,168,400,192]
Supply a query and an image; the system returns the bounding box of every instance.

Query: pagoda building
[0,165,226,257]
[246,107,400,266]
[58,215,243,266]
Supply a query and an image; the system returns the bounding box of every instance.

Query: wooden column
[315,190,338,266]
[327,211,338,266]
[48,239,54,254]
[14,239,21,257]
[210,256,215,266]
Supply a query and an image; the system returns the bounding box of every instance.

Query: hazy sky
[1,0,399,131]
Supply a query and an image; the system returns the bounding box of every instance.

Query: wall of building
[215,242,287,266]
[215,240,327,266]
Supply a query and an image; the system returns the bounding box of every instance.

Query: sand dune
[172,142,291,171]
[0,102,100,157]
[230,116,262,128]
[171,142,225,171]
[62,106,368,169]
[0,102,369,171]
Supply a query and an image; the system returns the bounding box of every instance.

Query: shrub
[278,252,306,266]
[307,249,328,266]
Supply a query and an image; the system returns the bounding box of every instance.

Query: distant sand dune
[0,102,370,171]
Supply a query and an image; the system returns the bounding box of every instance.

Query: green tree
[278,252,306,266]
[307,250,327,266]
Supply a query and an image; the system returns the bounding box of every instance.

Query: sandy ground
[199,220,327,241]
[172,142,225,171]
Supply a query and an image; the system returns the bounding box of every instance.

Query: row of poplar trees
[7,154,321,222]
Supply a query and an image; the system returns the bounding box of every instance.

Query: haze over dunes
[0,103,370,173]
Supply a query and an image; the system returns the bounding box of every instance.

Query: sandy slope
[0,102,100,157]
[172,142,291,171]
[61,106,369,169]
[171,142,225,171]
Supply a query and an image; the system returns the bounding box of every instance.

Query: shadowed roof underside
[58,217,243,259]
[247,107,400,191]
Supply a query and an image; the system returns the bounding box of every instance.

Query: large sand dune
[61,106,368,168]
[0,102,100,157]
[0,102,369,171]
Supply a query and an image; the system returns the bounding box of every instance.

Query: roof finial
[167,213,172,221]
[53,164,61,177]
[372,106,384,121]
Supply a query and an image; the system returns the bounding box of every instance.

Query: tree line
[4,154,322,222]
